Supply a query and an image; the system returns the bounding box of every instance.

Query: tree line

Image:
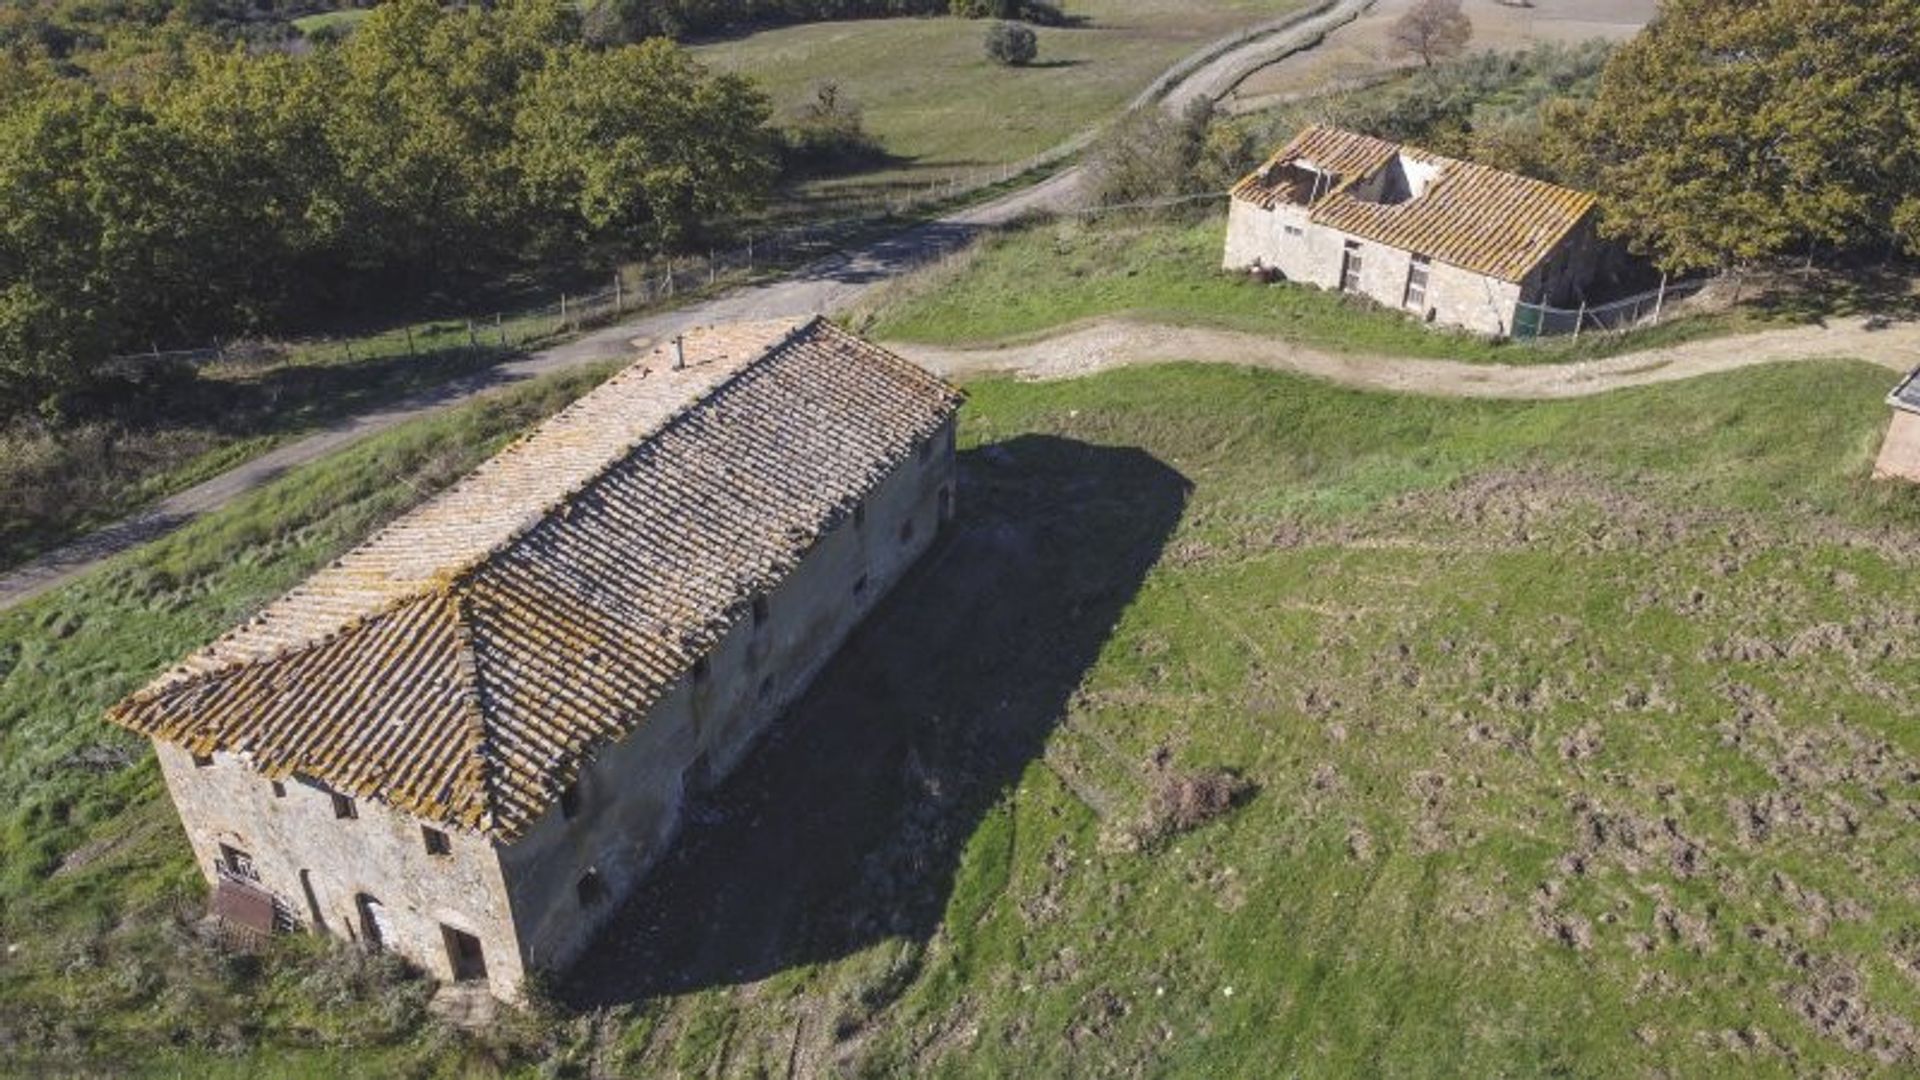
[0,0,775,416]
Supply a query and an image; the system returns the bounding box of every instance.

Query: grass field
[290,8,370,35]
[854,212,1778,361]
[6,348,1920,1075]
[689,0,1307,214]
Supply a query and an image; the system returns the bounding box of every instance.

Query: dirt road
[896,315,1920,396]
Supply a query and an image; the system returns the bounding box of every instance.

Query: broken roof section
[108,317,964,841]
[1230,124,1597,284]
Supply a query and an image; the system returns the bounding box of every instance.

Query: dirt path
[895,315,1920,396]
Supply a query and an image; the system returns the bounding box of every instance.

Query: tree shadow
[560,435,1190,1005]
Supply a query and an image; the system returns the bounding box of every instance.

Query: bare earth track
[894,315,1920,394]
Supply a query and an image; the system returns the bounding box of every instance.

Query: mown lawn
[6,354,1920,1076]
[856,213,1782,362]
[690,0,1306,212]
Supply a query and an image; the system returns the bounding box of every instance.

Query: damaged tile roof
[107,317,964,841]
[1230,124,1597,283]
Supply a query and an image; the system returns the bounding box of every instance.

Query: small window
[577,868,607,907]
[192,752,214,768]
[852,574,869,597]
[1404,254,1431,310]
[559,782,582,820]
[270,780,287,799]
[752,595,769,628]
[691,656,710,683]
[331,793,357,820]
[422,826,452,857]
[1283,223,1304,238]
[853,503,866,528]
[899,518,915,545]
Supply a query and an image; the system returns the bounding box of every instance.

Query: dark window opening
[853,574,869,597]
[192,752,213,768]
[357,893,389,949]
[559,782,582,820]
[899,518,915,544]
[443,925,488,982]
[270,780,287,798]
[691,656,710,683]
[752,595,769,628]
[577,869,607,907]
[331,793,357,820]
[759,676,775,702]
[219,843,257,881]
[422,826,452,856]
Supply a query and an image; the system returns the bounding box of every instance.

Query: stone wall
[153,741,526,998]
[1874,409,1920,482]
[151,417,958,1000]
[1223,197,1561,336]
[492,416,959,982]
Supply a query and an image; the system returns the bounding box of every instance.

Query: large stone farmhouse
[106,317,963,1001]
[1224,125,1601,337]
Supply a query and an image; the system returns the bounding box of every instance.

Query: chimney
[672,335,685,371]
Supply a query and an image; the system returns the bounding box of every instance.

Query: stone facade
[152,417,957,1000]
[1222,198,1600,337]
[1874,402,1920,483]
[1223,125,1602,338]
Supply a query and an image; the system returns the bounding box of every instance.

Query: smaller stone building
[1874,368,1920,482]
[106,317,963,1000]
[1223,125,1602,337]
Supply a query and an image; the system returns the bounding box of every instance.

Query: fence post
[405,326,416,357]
[1572,299,1587,341]
[560,293,569,331]
[614,273,623,313]
[1650,272,1668,325]
[497,312,506,348]
[709,251,716,286]
[466,322,476,350]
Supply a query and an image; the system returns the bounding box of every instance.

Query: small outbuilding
[1874,368,1920,482]
[106,317,963,1001]
[1223,125,1602,337]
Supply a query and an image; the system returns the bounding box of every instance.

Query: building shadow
[560,435,1189,1005]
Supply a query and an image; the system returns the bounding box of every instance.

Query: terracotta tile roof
[107,318,963,840]
[1229,124,1596,284]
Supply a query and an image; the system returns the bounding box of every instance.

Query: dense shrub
[984,20,1036,66]
[777,81,889,177]
[1082,98,1213,205]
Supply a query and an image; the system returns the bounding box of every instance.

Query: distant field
[7,355,1920,1074]
[689,0,1309,212]
[855,213,1776,362]
[290,8,370,35]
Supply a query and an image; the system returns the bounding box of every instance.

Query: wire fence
[1511,276,1712,340]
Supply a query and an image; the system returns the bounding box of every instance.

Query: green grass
[855,213,1784,361]
[291,8,370,35]
[690,0,1306,213]
[8,354,1920,1074]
